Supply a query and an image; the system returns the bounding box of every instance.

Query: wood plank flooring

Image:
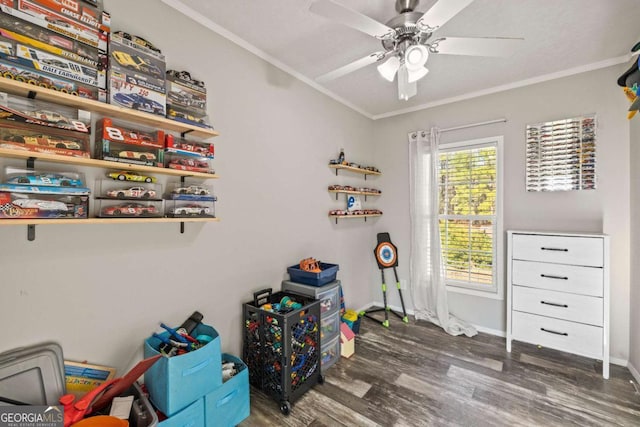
[240,315,640,426]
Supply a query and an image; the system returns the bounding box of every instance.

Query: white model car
[171,185,210,195]
[106,187,157,199]
[170,204,211,216]
[12,199,68,211]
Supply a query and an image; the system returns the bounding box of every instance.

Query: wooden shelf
[0,78,219,139]
[0,147,219,179]
[0,217,220,226]
[329,164,381,176]
[328,189,381,197]
[328,213,382,219]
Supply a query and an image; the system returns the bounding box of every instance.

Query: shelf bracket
[364,174,367,181]
[27,224,36,241]
[26,156,35,171]
[179,176,186,233]
[335,217,338,225]
[27,90,37,99]
[335,169,338,176]
[180,129,193,139]
[364,217,367,222]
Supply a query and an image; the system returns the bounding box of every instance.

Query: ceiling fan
[310,0,523,100]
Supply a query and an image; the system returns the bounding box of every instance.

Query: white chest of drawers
[506,231,610,378]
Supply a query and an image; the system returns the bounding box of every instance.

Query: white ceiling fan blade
[316,52,386,83]
[310,0,395,39]
[433,37,523,56]
[417,0,474,31]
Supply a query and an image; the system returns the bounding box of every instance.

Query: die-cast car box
[0,12,107,69]
[0,0,108,51]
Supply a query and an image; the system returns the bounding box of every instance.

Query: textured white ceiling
[163,0,640,118]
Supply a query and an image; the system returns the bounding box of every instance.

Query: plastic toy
[171,185,210,195]
[280,296,302,310]
[100,203,157,217]
[118,150,156,161]
[113,31,162,54]
[6,173,83,187]
[105,187,157,199]
[12,198,68,211]
[299,258,321,273]
[107,171,156,183]
[169,204,211,216]
[112,93,164,115]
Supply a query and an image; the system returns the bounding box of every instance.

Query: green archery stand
[360,232,409,327]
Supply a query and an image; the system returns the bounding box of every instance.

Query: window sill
[446,285,504,300]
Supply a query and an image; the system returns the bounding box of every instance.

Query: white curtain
[408,128,477,337]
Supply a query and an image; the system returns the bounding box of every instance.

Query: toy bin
[144,324,222,417]
[321,310,340,342]
[243,288,321,415]
[204,354,250,427]
[157,398,204,427]
[321,335,340,371]
[287,263,339,286]
[281,280,340,314]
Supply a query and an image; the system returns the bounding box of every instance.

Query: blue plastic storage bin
[287,262,339,286]
[157,398,204,427]
[144,324,222,417]
[204,353,250,427]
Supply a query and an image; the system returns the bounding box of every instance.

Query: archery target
[375,242,397,268]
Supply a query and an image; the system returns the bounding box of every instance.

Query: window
[438,137,502,294]
[526,115,596,192]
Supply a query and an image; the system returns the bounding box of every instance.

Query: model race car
[113,31,162,54]
[100,203,158,217]
[107,171,157,183]
[113,93,164,115]
[169,158,208,169]
[12,198,68,211]
[169,204,211,216]
[171,185,210,196]
[6,173,83,187]
[106,187,157,199]
[111,51,162,78]
[118,151,156,161]
[24,110,72,125]
[21,134,82,150]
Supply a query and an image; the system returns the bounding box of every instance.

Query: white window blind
[526,115,596,192]
[438,143,497,290]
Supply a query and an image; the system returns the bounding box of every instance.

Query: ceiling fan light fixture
[404,44,429,71]
[408,66,429,83]
[377,56,400,82]
[398,64,417,100]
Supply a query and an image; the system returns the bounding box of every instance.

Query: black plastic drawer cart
[243,289,323,415]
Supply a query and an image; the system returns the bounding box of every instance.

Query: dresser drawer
[512,260,603,297]
[512,234,603,267]
[512,311,603,359]
[512,286,603,326]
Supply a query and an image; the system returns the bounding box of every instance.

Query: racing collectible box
[109,33,165,81]
[0,191,88,218]
[0,57,106,100]
[0,120,90,158]
[0,0,108,51]
[108,72,166,116]
[0,11,107,69]
[0,90,91,133]
[95,117,164,167]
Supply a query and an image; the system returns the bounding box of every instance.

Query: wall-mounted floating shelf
[328,213,382,224]
[328,164,381,180]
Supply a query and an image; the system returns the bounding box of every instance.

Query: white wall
[0,0,375,372]
[372,66,631,360]
[630,113,640,376]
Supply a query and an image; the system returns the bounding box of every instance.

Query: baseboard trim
[472,325,506,338]
[627,362,640,382]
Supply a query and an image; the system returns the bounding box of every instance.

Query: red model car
[101,203,157,217]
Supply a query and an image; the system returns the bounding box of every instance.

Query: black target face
[375,242,397,268]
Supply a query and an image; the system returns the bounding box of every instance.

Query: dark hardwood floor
[240,315,640,426]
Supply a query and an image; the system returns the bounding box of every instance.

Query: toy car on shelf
[169,204,211,216]
[118,151,157,161]
[166,69,204,88]
[112,93,164,115]
[113,31,162,54]
[6,173,83,187]
[171,185,210,196]
[12,198,68,211]
[18,134,82,150]
[107,171,156,183]
[111,50,162,78]
[105,187,157,199]
[100,203,158,217]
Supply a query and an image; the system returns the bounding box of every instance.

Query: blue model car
[6,173,83,187]
[113,93,164,115]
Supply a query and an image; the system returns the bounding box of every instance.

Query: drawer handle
[540,327,568,336]
[541,247,568,252]
[540,274,568,280]
[540,301,568,308]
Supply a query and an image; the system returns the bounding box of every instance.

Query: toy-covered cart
[243,288,322,415]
